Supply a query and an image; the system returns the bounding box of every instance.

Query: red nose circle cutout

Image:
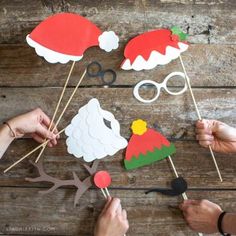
[94,171,111,189]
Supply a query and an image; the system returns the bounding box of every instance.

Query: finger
[50,138,57,146]
[179,200,198,211]
[199,140,213,147]
[122,209,127,219]
[37,109,59,134]
[196,120,205,129]
[31,134,54,147]
[116,202,122,215]
[107,198,121,214]
[195,128,212,135]
[196,134,214,141]
[36,124,56,140]
[101,197,112,214]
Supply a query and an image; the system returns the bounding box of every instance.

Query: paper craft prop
[121,27,188,71]
[10,13,119,167]
[94,170,111,198]
[124,119,176,170]
[26,13,119,63]
[26,159,100,206]
[133,72,187,103]
[145,177,188,196]
[65,98,128,162]
[87,61,117,86]
[121,26,222,182]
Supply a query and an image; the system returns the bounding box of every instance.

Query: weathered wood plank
[0,87,235,139]
[0,188,235,235]
[1,137,236,189]
[0,44,235,87]
[0,0,235,44]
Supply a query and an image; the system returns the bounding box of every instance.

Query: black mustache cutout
[145,177,188,196]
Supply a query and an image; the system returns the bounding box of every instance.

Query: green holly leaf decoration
[171,26,188,41]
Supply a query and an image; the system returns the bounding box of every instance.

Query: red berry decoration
[171,34,179,42]
[94,171,111,189]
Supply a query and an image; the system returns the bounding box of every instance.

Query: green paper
[124,143,176,170]
[171,26,188,41]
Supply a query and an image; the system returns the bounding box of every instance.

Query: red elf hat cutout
[26,13,119,64]
[121,27,188,71]
[124,119,176,170]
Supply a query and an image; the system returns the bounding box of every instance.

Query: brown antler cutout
[25,159,100,206]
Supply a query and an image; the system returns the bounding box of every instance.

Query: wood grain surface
[0,0,235,235]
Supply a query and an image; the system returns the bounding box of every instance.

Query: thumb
[213,121,236,141]
[179,200,198,211]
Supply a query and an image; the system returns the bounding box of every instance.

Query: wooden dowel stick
[3,128,66,173]
[35,61,76,163]
[101,188,107,199]
[4,69,87,173]
[35,68,87,163]
[179,55,223,182]
[105,187,111,197]
[167,156,203,236]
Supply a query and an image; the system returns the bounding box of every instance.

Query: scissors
[87,61,116,86]
[133,72,187,103]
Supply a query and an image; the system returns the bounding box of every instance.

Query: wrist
[222,212,235,235]
[0,124,15,143]
[7,118,24,138]
[218,212,231,236]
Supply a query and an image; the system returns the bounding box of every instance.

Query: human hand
[179,199,222,234]
[196,119,236,153]
[94,197,129,236]
[7,108,59,147]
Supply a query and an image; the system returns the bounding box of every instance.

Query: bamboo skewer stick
[179,55,223,182]
[3,128,66,173]
[35,61,76,163]
[167,156,203,236]
[35,68,86,163]
[4,69,87,173]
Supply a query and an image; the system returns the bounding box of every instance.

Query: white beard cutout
[65,98,128,162]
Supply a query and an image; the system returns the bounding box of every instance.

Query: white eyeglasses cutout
[133,72,188,104]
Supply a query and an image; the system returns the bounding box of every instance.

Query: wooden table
[0,0,235,235]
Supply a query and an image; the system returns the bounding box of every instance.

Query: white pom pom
[98,31,119,52]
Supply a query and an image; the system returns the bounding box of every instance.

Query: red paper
[94,171,112,189]
[29,13,101,56]
[121,28,188,71]
[126,128,170,161]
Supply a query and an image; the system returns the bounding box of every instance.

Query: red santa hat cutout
[26,13,119,64]
[121,27,188,71]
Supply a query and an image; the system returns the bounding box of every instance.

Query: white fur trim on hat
[26,35,83,64]
[98,31,119,52]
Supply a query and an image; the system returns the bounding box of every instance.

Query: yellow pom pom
[131,119,147,135]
